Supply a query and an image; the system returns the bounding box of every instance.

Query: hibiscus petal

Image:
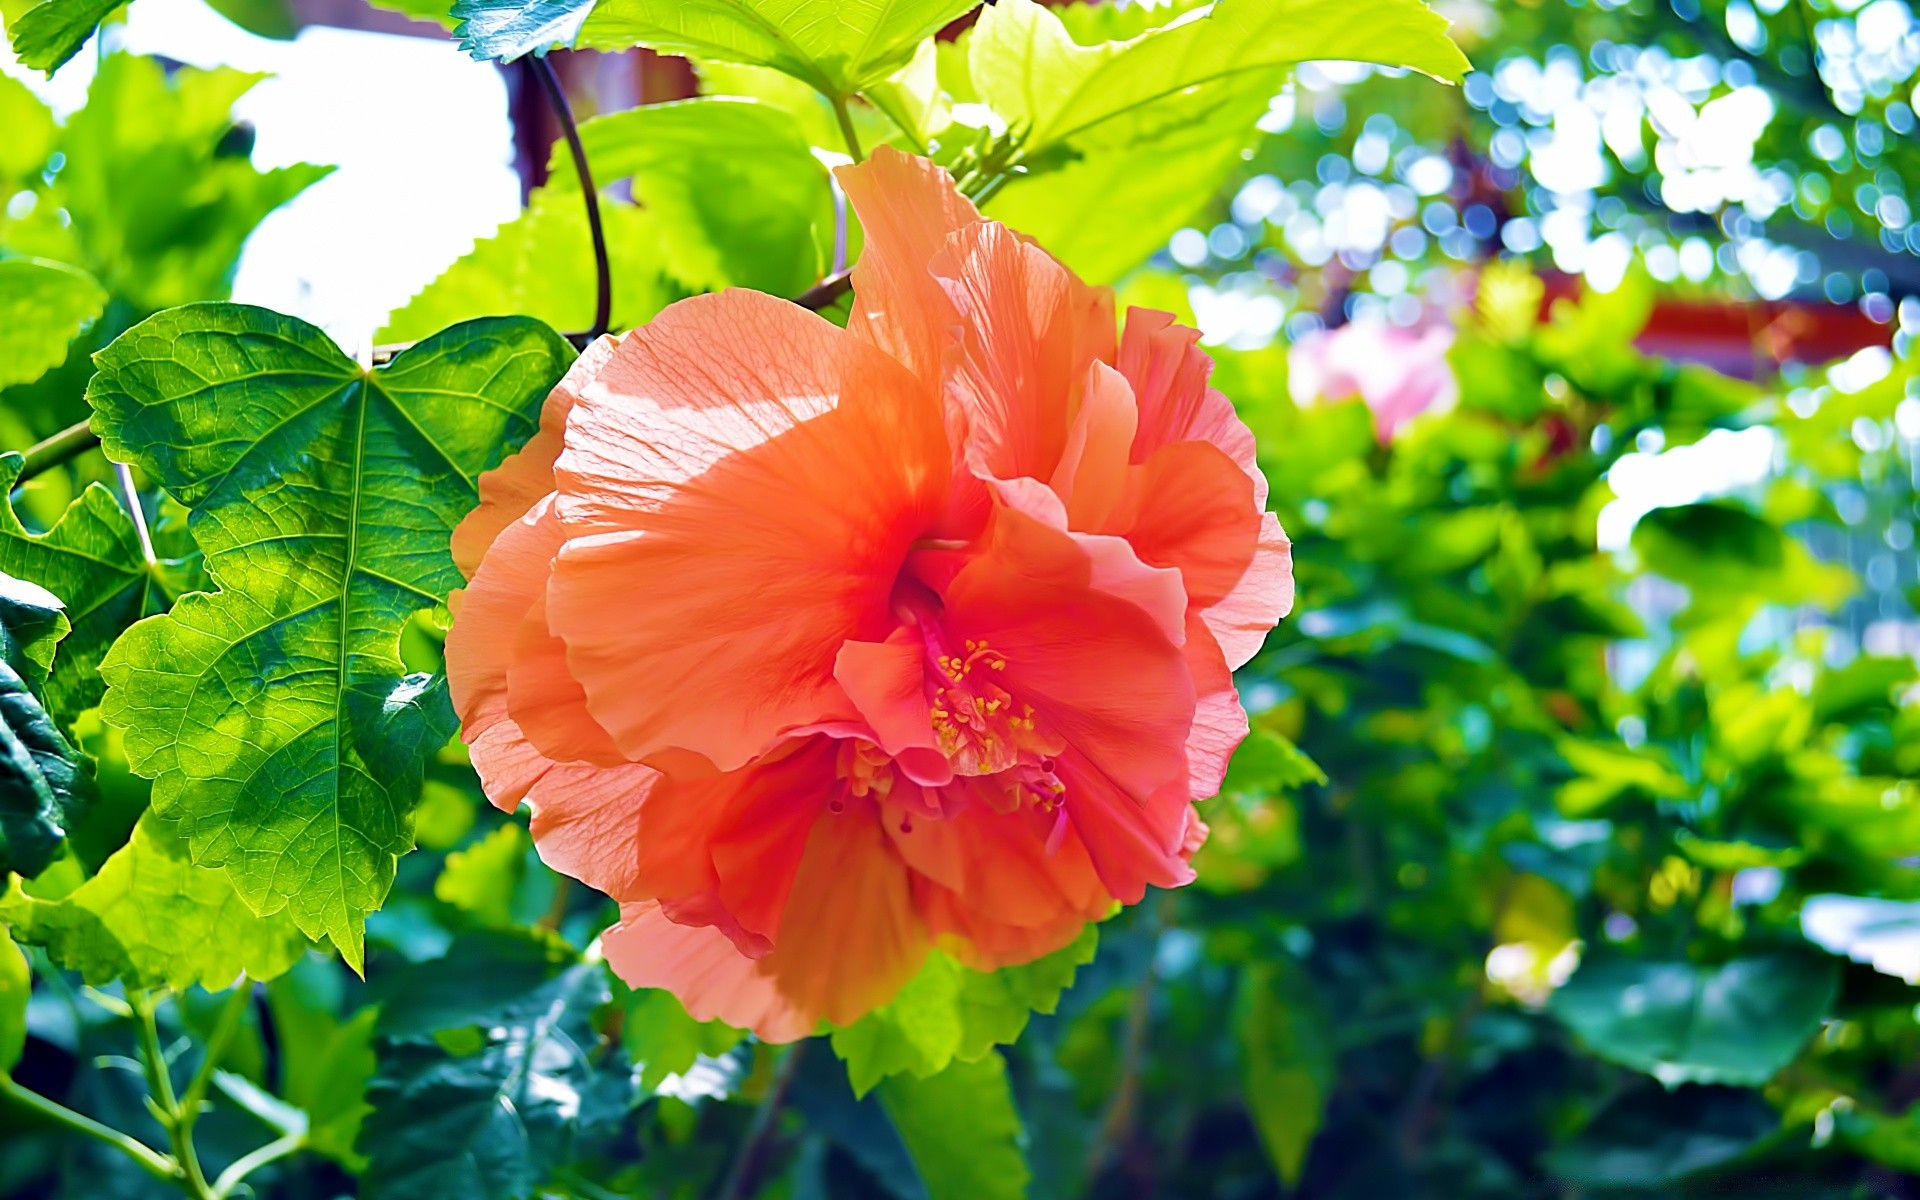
[932,221,1116,485]
[1117,307,1265,504]
[835,146,981,382]
[889,799,1108,933]
[445,496,654,895]
[1055,752,1196,903]
[1050,362,1138,529]
[1182,615,1247,801]
[603,901,816,1043]
[754,802,928,1027]
[547,290,949,771]
[452,334,623,578]
[1116,439,1261,609]
[1201,510,1294,670]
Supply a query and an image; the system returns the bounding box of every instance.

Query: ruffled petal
[1116,308,1261,499]
[1182,614,1247,801]
[445,496,655,896]
[835,146,982,383]
[1113,439,1262,610]
[452,334,622,578]
[547,290,950,771]
[1201,510,1294,670]
[932,221,1116,486]
[889,798,1108,935]
[628,737,837,957]
[604,902,816,1043]
[1055,751,1196,903]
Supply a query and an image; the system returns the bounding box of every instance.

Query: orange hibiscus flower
[444,149,1293,1040]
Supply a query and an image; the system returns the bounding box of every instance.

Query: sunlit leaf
[4,0,119,74]
[621,985,745,1092]
[878,1052,1029,1200]
[1,812,307,989]
[381,190,679,343]
[578,0,979,97]
[832,925,1097,1096]
[0,259,106,391]
[451,0,592,61]
[89,304,573,968]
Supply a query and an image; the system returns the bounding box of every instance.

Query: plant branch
[830,93,865,163]
[714,1040,807,1200]
[0,1073,180,1183]
[133,992,214,1200]
[180,980,253,1120]
[18,420,100,482]
[531,55,611,346]
[210,1132,304,1200]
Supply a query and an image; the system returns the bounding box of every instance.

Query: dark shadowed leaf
[1548,951,1836,1086]
[0,571,94,879]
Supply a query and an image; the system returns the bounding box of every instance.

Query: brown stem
[714,1041,807,1200]
[529,54,611,345]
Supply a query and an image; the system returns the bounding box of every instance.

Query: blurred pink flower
[1288,319,1457,441]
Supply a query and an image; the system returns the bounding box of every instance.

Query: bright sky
[1,0,522,351]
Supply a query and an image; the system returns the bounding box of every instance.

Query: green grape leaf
[88,304,573,969]
[832,925,1097,1096]
[552,97,836,296]
[0,74,57,184]
[359,934,627,1200]
[621,985,746,1092]
[4,0,119,74]
[381,190,678,343]
[1,811,307,989]
[579,0,979,97]
[1548,952,1838,1086]
[0,925,25,1073]
[0,453,180,728]
[0,259,107,391]
[972,0,1469,282]
[1235,960,1333,1185]
[0,571,96,880]
[877,1052,1029,1200]
[451,0,592,61]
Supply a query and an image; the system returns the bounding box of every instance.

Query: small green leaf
[0,925,27,1074]
[0,571,96,880]
[0,74,57,183]
[0,453,176,727]
[5,0,119,74]
[833,926,1097,1096]
[381,190,678,344]
[621,986,746,1091]
[433,823,526,928]
[554,97,836,296]
[0,259,107,390]
[267,973,378,1168]
[1235,960,1333,1184]
[89,304,573,968]
[877,1052,1030,1200]
[451,0,592,61]
[1,811,308,989]
[579,0,979,98]
[1548,952,1837,1086]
